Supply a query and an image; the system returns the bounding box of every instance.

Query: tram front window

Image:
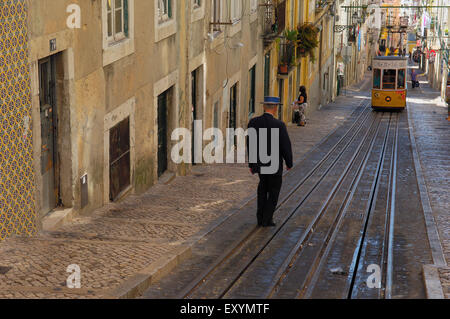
[397,69,406,89]
[382,69,396,89]
[373,69,381,89]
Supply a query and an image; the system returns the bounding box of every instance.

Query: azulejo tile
[0,0,35,241]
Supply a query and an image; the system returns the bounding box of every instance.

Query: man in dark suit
[247,96,293,227]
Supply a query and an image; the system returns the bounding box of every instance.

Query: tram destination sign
[373,59,407,69]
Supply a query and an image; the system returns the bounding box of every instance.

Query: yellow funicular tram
[372,56,408,110]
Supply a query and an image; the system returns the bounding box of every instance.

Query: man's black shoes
[263,221,276,227]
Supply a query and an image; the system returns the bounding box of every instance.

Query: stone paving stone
[0,237,171,292]
[0,291,105,299]
[408,78,450,298]
[0,85,368,299]
[48,217,200,242]
[439,268,450,299]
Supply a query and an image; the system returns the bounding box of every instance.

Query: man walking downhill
[247,96,293,227]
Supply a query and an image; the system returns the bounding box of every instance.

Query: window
[103,0,134,66]
[230,0,242,22]
[373,69,381,89]
[382,69,396,89]
[249,65,256,117]
[211,0,222,32]
[230,83,238,130]
[291,0,295,26]
[288,74,293,108]
[107,0,128,42]
[397,69,406,89]
[250,0,258,13]
[264,52,271,96]
[213,101,219,129]
[158,0,173,23]
[278,79,284,119]
[155,0,177,42]
[213,101,220,149]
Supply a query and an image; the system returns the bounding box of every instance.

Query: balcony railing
[315,0,328,13]
[262,0,286,46]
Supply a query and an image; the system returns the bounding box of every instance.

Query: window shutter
[124,0,129,37]
[168,0,172,18]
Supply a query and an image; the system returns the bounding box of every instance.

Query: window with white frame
[250,0,258,13]
[107,0,128,42]
[230,0,242,23]
[211,0,222,32]
[158,0,173,23]
[193,0,201,9]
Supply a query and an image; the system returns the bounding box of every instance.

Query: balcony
[278,42,295,75]
[262,0,286,46]
[315,0,328,13]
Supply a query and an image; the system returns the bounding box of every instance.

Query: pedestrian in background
[248,96,293,227]
[293,86,308,126]
[411,69,418,88]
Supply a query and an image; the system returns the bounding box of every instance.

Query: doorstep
[41,207,77,232]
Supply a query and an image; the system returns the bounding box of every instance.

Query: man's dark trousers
[247,113,293,226]
[257,174,283,226]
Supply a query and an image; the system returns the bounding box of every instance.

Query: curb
[406,103,447,267]
[41,208,78,232]
[108,245,192,299]
[423,265,445,299]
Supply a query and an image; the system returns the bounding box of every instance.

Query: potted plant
[297,23,320,63]
[279,29,298,74]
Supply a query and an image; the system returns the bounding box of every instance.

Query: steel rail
[344,113,397,298]
[308,113,395,299]
[385,113,399,299]
[179,102,373,299]
[219,110,380,299]
[344,113,397,299]
[261,111,384,299]
[294,112,393,299]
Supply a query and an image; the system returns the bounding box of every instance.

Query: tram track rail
[177,101,381,299]
[268,113,393,299]
[226,112,394,299]
[299,113,399,299]
[143,92,433,300]
[264,112,400,299]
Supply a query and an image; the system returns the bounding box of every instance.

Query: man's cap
[260,96,282,105]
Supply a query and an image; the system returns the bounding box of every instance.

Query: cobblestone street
[408,75,450,299]
[1,0,449,306]
[0,77,371,299]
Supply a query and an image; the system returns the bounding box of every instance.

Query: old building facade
[1,1,358,241]
[1,0,277,240]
